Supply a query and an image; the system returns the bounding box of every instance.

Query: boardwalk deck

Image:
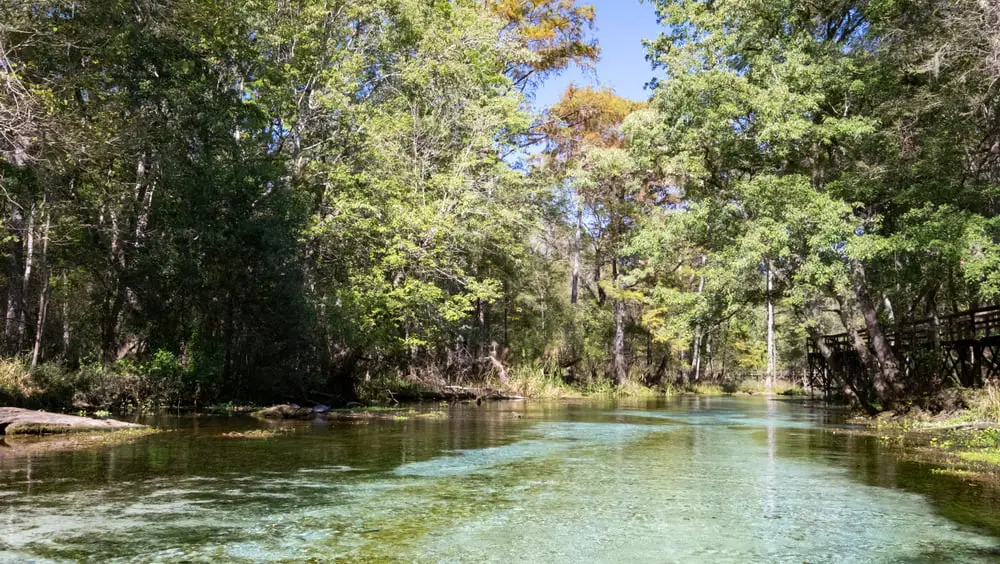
[807,305,1000,396]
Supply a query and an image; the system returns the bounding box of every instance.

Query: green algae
[0,427,160,456]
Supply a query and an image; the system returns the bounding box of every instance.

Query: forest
[1,0,999,413]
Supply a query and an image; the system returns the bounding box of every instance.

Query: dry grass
[500,366,582,399]
[969,384,1000,423]
[0,359,33,402]
[679,379,807,397]
[498,366,662,399]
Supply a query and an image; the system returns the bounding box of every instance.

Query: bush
[0,360,90,410]
[0,350,197,413]
[0,359,32,405]
[357,372,423,404]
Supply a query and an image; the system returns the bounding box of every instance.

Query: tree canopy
[1,0,998,412]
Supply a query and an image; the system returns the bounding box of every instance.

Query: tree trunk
[15,203,35,350]
[565,206,583,382]
[613,296,626,386]
[503,284,509,348]
[31,275,50,369]
[100,152,155,361]
[595,249,606,305]
[61,274,71,358]
[611,252,627,386]
[692,264,706,382]
[691,331,702,383]
[706,334,714,377]
[571,205,581,305]
[765,260,776,392]
[849,259,902,403]
[4,203,24,348]
[30,208,50,369]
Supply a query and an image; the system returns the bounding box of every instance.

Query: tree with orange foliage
[487,0,600,90]
[543,85,644,166]
[541,86,651,384]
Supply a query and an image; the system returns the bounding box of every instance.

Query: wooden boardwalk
[807,305,1000,396]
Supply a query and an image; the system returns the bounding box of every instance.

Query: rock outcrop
[0,407,145,435]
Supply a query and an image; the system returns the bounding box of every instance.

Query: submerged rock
[252,404,314,419]
[0,428,157,457]
[0,407,145,435]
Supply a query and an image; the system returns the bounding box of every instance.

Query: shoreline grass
[674,379,808,397]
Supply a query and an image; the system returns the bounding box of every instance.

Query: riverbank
[252,404,451,422]
[393,368,808,402]
[1,354,811,415]
[850,386,1000,481]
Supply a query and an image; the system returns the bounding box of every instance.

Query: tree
[488,0,600,90]
[638,0,1000,409]
[539,86,653,384]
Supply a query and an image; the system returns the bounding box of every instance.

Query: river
[1,397,999,562]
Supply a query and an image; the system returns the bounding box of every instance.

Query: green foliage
[625,0,1000,407]
[2,0,998,411]
[0,0,604,406]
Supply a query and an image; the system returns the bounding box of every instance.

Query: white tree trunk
[765,260,776,392]
[692,269,706,382]
[15,202,36,348]
[30,209,50,368]
[571,205,581,305]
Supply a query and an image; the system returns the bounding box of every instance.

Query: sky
[532,0,665,111]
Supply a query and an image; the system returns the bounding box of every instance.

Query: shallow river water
[2,397,1000,562]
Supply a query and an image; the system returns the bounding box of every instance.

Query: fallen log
[438,386,525,402]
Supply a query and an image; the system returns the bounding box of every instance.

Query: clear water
[2,397,999,562]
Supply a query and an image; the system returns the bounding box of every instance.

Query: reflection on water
[1,397,999,562]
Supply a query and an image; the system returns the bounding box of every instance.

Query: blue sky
[532,0,664,111]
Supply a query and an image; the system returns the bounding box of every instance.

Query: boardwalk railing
[807,305,1000,395]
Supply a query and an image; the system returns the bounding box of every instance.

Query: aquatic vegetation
[865,415,1000,477]
[4,399,1000,561]
[218,429,292,440]
[931,428,1000,470]
[958,450,1000,466]
[0,427,160,456]
[930,468,985,481]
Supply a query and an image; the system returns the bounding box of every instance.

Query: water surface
[2,397,999,562]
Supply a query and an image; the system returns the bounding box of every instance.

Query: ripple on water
[394,422,657,478]
[0,401,998,563]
